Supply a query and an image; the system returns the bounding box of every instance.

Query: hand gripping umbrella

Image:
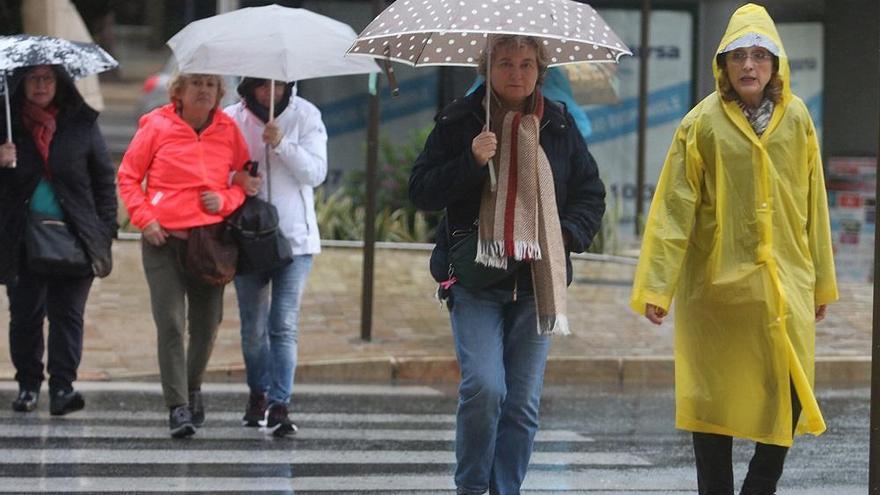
[0,34,118,167]
[346,0,631,188]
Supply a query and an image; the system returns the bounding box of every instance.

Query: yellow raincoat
[630,3,838,447]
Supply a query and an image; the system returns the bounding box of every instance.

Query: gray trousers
[141,238,224,408]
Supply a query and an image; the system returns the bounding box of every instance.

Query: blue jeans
[449,285,551,495]
[233,255,313,406]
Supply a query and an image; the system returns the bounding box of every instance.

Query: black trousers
[692,384,802,495]
[6,265,93,393]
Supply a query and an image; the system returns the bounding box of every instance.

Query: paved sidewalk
[0,239,871,386]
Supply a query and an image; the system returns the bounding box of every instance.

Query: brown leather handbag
[183,222,238,286]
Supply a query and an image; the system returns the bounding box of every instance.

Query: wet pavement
[0,382,867,493]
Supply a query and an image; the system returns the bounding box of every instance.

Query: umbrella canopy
[346,0,631,67]
[167,5,380,83]
[0,34,118,79]
[0,34,117,167]
[346,0,630,189]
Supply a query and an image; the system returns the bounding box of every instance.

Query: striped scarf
[476,91,569,336]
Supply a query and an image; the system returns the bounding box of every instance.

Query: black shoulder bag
[447,219,519,290]
[226,161,293,274]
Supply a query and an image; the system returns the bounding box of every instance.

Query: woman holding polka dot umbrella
[352,2,626,493]
[346,0,630,189]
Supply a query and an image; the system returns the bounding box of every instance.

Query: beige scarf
[476,91,569,336]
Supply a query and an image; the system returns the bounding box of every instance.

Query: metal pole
[2,72,13,168]
[360,0,384,342]
[635,0,651,237]
[215,0,239,15]
[870,29,880,490]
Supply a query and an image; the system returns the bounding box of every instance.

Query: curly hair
[167,73,226,109]
[477,35,548,86]
[715,53,783,104]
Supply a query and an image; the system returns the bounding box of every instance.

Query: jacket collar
[436,84,570,134]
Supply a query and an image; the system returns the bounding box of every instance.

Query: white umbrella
[167,5,380,89]
[346,0,630,187]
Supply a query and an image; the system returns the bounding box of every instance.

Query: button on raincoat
[630,4,838,447]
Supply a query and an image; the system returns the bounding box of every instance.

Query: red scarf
[22,101,59,172]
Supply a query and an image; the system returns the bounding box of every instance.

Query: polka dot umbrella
[346,0,631,187]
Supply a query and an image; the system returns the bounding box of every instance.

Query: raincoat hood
[713,3,791,106]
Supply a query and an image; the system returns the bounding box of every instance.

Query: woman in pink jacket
[118,73,258,438]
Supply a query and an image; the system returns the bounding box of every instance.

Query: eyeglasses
[25,74,56,85]
[727,50,773,65]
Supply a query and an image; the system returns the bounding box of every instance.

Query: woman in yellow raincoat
[630,4,837,494]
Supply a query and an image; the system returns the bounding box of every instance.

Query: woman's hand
[0,142,16,168]
[143,221,169,246]
[471,128,497,167]
[645,303,668,325]
[262,121,282,148]
[200,191,222,213]
[815,304,828,322]
[232,170,262,196]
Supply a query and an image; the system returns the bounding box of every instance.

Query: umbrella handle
[269,79,275,123]
[485,40,495,191]
[383,47,399,97]
[2,72,14,169]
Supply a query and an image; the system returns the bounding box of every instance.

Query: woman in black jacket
[409,35,605,494]
[0,64,117,416]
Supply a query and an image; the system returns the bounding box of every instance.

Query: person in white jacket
[224,78,327,436]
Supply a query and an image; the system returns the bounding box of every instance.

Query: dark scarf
[22,101,59,169]
[242,82,295,123]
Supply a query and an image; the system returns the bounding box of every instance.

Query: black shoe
[188,390,205,427]
[49,389,84,416]
[242,392,267,427]
[264,403,297,437]
[169,405,196,438]
[12,389,39,412]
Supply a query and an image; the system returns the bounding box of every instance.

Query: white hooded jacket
[225,91,327,255]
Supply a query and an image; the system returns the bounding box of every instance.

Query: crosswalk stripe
[0,476,866,494]
[0,425,593,442]
[0,449,650,466]
[0,411,458,424]
[0,382,443,396]
[0,471,696,492]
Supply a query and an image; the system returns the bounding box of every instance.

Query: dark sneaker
[169,405,196,438]
[242,392,267,427]
[188,390,205,427]
[12,390,39,412]
[264,403,297,437]
[49,389,85,416]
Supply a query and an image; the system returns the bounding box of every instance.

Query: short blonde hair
[477,35,548,86]
[716,53,782,104]
[167,72,226,108]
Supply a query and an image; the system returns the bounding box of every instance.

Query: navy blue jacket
[409,85,606,288]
